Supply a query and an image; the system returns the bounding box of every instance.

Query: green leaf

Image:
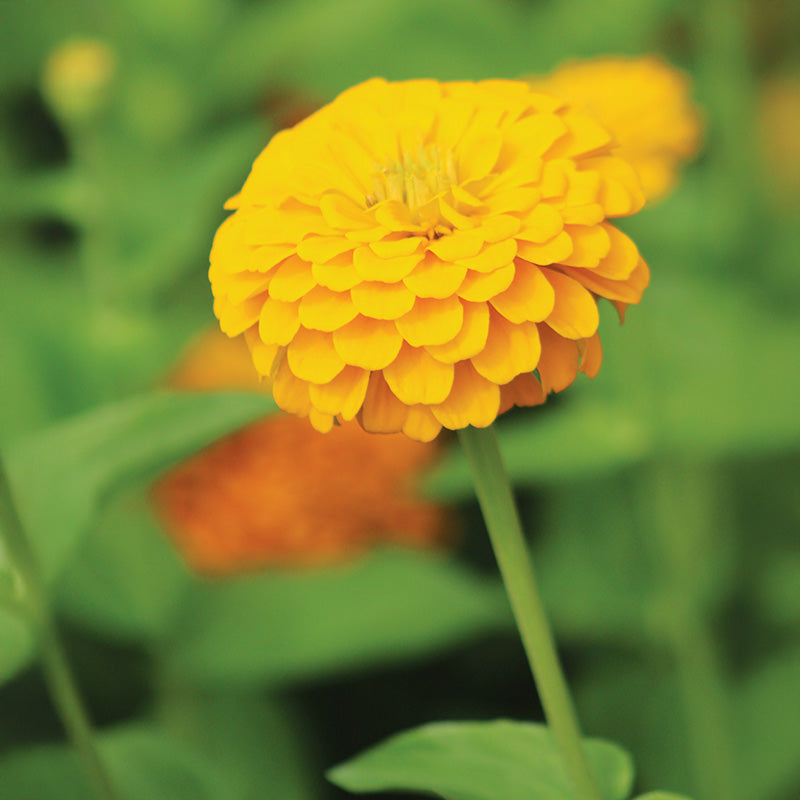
[3,390,275,579]
[0,725,227,800]
[54,491,190,642]
[165,549,511,685]
[328,719,634,800]
[633,794,693,800]
[0,605,34,686]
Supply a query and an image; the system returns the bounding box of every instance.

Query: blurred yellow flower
[210,78,649,441]
[758,72,800,203]
[41,38,116,121]
[154,329,445,574]
[532,56,702,201]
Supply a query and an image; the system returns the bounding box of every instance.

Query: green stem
[645,462,737,800]
[0,458,121,800]
[458,426,602,800]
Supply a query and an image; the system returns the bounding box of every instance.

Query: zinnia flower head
[531,56,702,201]
[154,329,445,574]
[210,78,649,442]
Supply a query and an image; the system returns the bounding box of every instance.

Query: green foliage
[3,391,275,578]
[0,606,33,686]
[328,720,634,800]
[165,550,511,685]
[0,726,228,800]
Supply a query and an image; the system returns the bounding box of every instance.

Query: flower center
[367,144,457,225]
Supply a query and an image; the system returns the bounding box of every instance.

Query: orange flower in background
[758,71,800,203]
[154,330,445,574]
[531,56,702,202]
[210,78,649,442]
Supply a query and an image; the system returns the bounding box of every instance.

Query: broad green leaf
[165,549,511,685]
[3,390,276,578]
[328,719,634,800]
[55,491,190,642]
[0,606,33,686]
[0,726,227,800]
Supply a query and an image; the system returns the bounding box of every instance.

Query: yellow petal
[591,224,640,279]
[309,365,370,420]
[374,201,427,233]
[402,405,443,442]
[268,256,316,302]
[383,343,455,405]
[404,253,467,299]
[516,231,573,266]
[516,203,563,243]
[370,236,425,258]
[298,285,358,332]
[353,246,424,282]
[561,257,649,304]
[272,356,311,415]
[505,113,568,157]
[438,198,476,230]
[223,270,272,304]
[456,239,517,273]
[309,407,335,433]
[470,312,541,384]
[547,111,613,159]
[244,326,280,378]
[427,230,484,261]
[537,325,579,393]
[358,372,408,434]
[297,236,355,263]
[431,361,500,430]
[499,372,545,414]
[286,327,346,384]
[426,301,489,363]
[333,316,403,369]
[581,156,645,217]
[214,293,266,337]
[578,332,603,379]
[312,254,362,292]
[457,264,515,302]
[457,130,503,182]
[396,295,464,347]
[477,214,522,242]
[259,297,300,345]
[490,263,555,323]
[561,224,611,268]
[541,268,599,339]
[351,280,416,320]
[482,186,541,214]
[319,193,372,230]
[560,203,605,226]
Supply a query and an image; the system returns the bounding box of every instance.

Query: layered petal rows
[531,56,702,201]
[210,78,650,441]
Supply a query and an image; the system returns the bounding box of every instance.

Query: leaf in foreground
[328,719,634,800]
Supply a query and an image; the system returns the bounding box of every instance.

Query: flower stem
[458,426,602,800]
[0,458,121,800]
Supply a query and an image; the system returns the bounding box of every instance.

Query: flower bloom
[531,56,702,202]
[154,329,445,574]
[210,78,649,442]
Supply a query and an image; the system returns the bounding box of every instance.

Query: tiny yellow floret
[210,78,650,441]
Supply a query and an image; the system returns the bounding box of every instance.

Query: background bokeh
[1,0,799,799]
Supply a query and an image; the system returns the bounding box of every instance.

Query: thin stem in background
[0,457,121,800]
[644,461,737,800]
[458,425,602,800]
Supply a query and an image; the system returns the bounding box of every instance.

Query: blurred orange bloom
[154,329,445,574]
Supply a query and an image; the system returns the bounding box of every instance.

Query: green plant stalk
[0,457,121,800]
[458,426,602,800]
[645,462,737,800]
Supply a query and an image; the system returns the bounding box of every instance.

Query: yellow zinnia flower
[210,78,649,442]
[154,329,445,574]
[531,56,701,201]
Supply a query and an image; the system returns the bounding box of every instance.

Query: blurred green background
[1,0,799,799]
